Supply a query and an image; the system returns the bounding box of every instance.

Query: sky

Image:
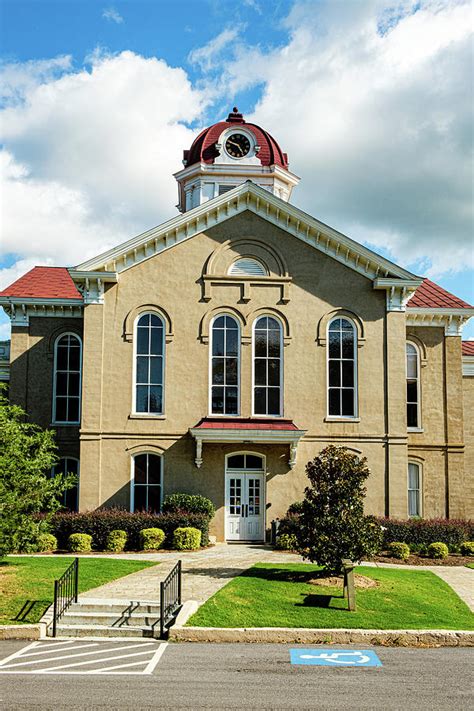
[0,0,473,340]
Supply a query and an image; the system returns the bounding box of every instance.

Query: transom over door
[225,468,265,542]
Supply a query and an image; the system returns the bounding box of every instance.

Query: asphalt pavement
[0,640,472,709]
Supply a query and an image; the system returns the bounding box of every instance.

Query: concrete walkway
[79,544,474,612]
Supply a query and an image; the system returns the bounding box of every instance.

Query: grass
[188,563,474,631]
[466,563,474,570]
[0,556,158,626]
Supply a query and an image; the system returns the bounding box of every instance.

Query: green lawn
[466,563,474,570]
[0,557,158,625]
[188,563,474,631]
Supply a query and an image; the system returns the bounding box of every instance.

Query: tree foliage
[0,388,73,556]
[295,445,382,573]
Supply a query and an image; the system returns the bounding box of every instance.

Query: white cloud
[188,27,244,73]
[102,7,124,24]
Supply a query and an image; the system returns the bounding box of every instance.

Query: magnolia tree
[0,388,74,556]
[295,445,382,573]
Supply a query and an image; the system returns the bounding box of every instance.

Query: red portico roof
[462,341,474,356]
[0,267,82,300]
[194,418,299,431]
[184,107,289,170]
[407,278,472,309]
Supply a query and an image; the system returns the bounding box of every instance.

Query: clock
[225,133,251,158]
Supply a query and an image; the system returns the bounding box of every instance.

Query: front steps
[50,599,161,638]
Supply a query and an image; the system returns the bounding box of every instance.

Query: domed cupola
[174,108,300,213]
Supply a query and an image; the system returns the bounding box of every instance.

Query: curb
[0,624,46,641]
[171,626,474,647]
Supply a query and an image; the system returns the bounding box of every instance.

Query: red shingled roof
[0,267,82,300]
[194,418,299,431]
[408,278,472,309]
[462,341,474,356]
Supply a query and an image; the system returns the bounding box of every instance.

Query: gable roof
[462,341,474,356]
[407,278,472,310]
[0,267,82,300]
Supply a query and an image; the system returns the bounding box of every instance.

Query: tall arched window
[327,318,357,417]
[53,333,82,424]
[52,457,79,511]
[253,316,283,416]
[210,314,240,415]
[131,453,163,512]
[134,313,164,414]
[406,342,420,429]
[408,462,422,517]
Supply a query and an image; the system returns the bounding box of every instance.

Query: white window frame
[51,456,80,511]
[132,312,166,417]
[326,317,358,419]
[251,315,284,418]
[52,332,82,425]
[228,257,268,277]
[406,341,422,431]
[209,313,241,417]
[407,461,422,517]
[130,452,164,513]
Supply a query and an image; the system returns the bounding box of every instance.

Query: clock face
[225,133,251,158]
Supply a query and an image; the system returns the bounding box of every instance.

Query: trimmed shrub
[105,529,127,553]
[277,513,301,538]
[36,533,58,552]
[460,541,474,556]
[162,494,215,519]
[378,518,473,549]
[139,528,165,551]
[275,533,298,551]
[47,509,210,550]
[173,527,201,550]
[388,542,410,560]
[427,542,449,559]
[68,533,92,552]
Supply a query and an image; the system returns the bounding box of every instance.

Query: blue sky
[0,0,472,339]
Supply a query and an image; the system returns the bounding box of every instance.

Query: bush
[378,518,473,549]
[105,529,127,553]
[275,533,298,551]
[68,533,92,552]
[427,542,449,559]
[460,541,474,556]
[173,527,201,550]
[36,533,58,552]
[277,513,301,538]
[388,542,410,560]
[139,528,165,551]
[163,494,215,519]
[287,501,304,516]
[46,509,210,550]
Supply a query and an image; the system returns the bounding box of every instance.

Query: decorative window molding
[408,461,422,517]
[405,332,427,367]
[406,341,421,430]
[52,333,82,425]
[327,317,358,418]
[317,309,365,347]
[248,307,291,345]
[228,257,268,277]
[252,315,284,417]
[133,312,165,416]
[200,306,247,345]
[130,453,163,513]
[123,304,173,343]
[209,313,240,416]
[51,457,80,511]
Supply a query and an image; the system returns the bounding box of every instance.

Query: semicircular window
[228,257,268,277]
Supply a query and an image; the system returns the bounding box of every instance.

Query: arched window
[131,453,163,512]
[228,258,268,277]
[134,313,164,414]
[253,316,283,416]
[327,318,357,417]
[406,342,420,429]
[210,314,240,415]
[408,462,422,517]
[52,457,79,511]
[53,333,82,424]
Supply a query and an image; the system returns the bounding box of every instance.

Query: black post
[74,558,79,602]
[160,581,165,639]
[177,560,182,605]
[52,580,58,637]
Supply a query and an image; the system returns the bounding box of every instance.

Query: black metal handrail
[52,557,79,637]
[160,560,182,638]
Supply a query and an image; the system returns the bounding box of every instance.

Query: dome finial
[227,106,244,123]
[233,106,238,113]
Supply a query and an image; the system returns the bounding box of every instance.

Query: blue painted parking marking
[290,649,382,667]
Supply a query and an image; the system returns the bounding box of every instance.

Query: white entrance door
[225,468,265,542]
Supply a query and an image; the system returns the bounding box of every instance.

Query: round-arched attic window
[228,257,268,277]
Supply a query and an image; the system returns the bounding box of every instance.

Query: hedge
[377,518,473,550]
[47,509,209,550]
[162,494,215,519]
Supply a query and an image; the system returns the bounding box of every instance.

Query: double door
[225,471,264,541]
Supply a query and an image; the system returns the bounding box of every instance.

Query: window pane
[225,387,238,415]
[149,314,161,327]
[329,360,340,387]
[329,318,341,331]
[226,328,238,358]
[408,463,419,489]
[212,358,225,385]
[407,380,417,403]
[267,330,280,357]
[254,359,266,386]
[408,490,419,517]
[328,388,340,416]
[228,455,245,469]
[56,346,68,371]
[329,332,340,358]
[254,387,266,414]
[246,455,262,469]
[138,314,150,327]
[267,388,280,415]
[134,485,147,512]
[341,388,354,417]
[136,356,148,384]
[407,354,417,378]
[136,385,148,413]
[254,332,267,357]
[267,317,279,330]
[68,345,81,371]
[68,372,80,397]
[64,485,78,512]
[56,372,68,396]
[150,357,163,385]
[407,403,418,428]
[256,317,267,329]
[147,455,162,484]
[212,387,224,414]
[149,385,162,413]
[225,358,238,385]
[268,359,280,386]
[150,327,163,356]
[342,361,354,387]
[214,316,225,328]
[68,398,80,422]
[147,486,161,513]
[212,329,225,357]
[137,327,149,355]
[134,455,147,484]
[342,331,354,358]
[55,397,67,421]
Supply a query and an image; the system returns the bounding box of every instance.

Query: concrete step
[54,624,157,639]
[70,600,161,615]
[62,611,160,627]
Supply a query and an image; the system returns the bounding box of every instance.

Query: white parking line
[0,641,40,667]
[39,648,156,673]
[144,643,168,674]
[18,642,100,657]
[3,641,156,669]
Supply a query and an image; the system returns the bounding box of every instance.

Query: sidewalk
[79,545,474,612]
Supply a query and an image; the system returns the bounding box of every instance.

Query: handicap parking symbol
[290,649,382,667]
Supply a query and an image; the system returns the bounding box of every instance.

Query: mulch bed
[374,553,474,566]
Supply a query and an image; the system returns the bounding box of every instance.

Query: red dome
[183,108,289,170]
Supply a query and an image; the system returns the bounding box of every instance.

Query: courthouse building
[1,108,473,540]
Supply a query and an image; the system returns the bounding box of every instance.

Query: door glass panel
[229,478,241,514]
[245,455,263,469]
[228,454,245,469]
[248,478,260,515]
